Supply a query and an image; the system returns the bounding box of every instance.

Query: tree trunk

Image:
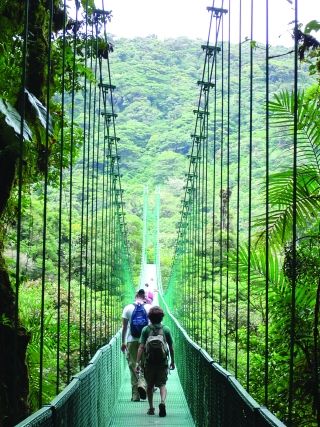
[0,256,30,426]
[0,128,30,424]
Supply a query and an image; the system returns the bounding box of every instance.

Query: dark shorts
[144,364,168,387]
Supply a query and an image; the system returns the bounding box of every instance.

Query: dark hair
[148,306,164,324]
[136,289,145,298]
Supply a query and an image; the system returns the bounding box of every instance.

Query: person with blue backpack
[121,289,152,401]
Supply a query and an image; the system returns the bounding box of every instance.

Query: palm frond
[254,167,320,247]
[227,244,288,298]
[269,90,320,171]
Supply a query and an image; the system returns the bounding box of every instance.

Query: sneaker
[131,395,140,402]
[159,403,166,417]
[138,385,147,400]
[147,407,155,415]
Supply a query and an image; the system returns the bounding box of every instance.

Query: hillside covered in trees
[103,36,312,281]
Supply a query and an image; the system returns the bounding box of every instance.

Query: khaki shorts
[144,364,168,387]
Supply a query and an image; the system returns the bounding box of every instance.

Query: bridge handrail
[15,331,125,427]
[160,293,286,427]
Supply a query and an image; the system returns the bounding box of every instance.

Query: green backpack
[145,325,168,365]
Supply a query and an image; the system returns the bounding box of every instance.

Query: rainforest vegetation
[0,0,320,424]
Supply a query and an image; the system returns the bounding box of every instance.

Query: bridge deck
[109,366,195,426]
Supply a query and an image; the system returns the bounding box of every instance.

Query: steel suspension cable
[211,39,217,356]
[265,0,270,405]
[235,0,242,379]
[83,0,90,366]
[79,2,87,370]
[56,0,67,392]
[89,19,95,358]
[218,13,224,365]
[98,90,105,347]
[66,0,79,383]
[92,39,99,352]
[39,0,53,406]
[104,116,111,338]
[204,56,209,352]
[96,56,104,348]
[247,0,254,394]
[14,0,29,414]
[225,0,231,371]
[288,0,299,423]
[102,110,110,340]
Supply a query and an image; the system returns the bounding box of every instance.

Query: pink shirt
[145,290,154,304]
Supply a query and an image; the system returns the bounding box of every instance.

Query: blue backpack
[130,303,148,338]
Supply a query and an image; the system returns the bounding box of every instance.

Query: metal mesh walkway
[109,365,195,426]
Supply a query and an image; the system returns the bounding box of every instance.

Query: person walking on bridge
[144,282,155,304]
[121,289,152,401]
[135,306,175,417]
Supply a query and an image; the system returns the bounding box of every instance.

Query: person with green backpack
[135,306,175,417]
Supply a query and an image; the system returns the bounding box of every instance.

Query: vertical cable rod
[89,19,95,357]
[14,0,29,414]
[288,0,298,423]
[84,1,91,363]
[39,0,53,406]
[219,14,224,365]
[66,0,80,382]
[265,0,270,405]
[235,0,242,378]
[92,28,99,353]
[225,0,231,370]
[246,0,254,393]
[79,2,87,368]
[56,0,67,392]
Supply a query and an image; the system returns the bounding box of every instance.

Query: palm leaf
[254,89,320,246]
[269,90,320,172]
[228,245,317,314]
[255,167,320,246]
[227,244,288,299]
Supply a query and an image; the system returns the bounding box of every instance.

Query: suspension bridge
[0,0,318,426]
[16,189,283,427]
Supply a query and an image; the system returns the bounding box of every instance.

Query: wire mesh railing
[15,331,125,427]
[160,295,285,427]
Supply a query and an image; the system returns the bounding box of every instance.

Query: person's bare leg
[147,384,156,415]
[147,384,154,411]
[159,385,167,417]
[159,385,167,403]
